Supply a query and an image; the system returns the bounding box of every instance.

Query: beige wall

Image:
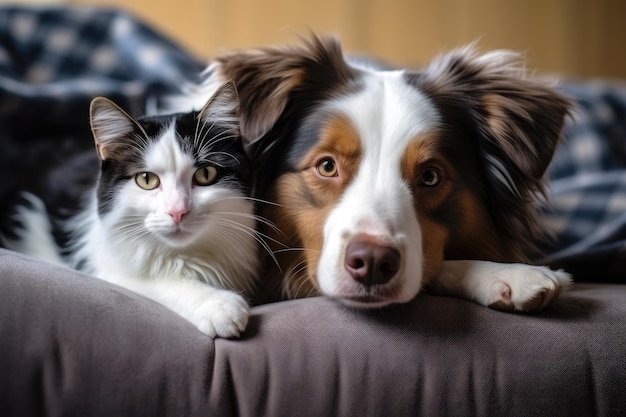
[75,0,626,78]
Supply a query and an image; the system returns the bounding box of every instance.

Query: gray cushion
[1,248,625,416]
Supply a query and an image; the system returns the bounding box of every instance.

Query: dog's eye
[419,167,441,187]
[135,172,160,190]
[193,166,219,186]
[316,158,338,177]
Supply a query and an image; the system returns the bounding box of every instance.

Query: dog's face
[204,37,570,306]
[270,74,443,305]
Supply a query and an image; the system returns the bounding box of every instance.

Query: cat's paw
[191,290,250,338]
[486,265,571,312]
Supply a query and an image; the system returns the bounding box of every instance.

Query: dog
[175,35,572,311]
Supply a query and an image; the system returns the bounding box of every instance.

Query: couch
[1,7,625,416]
[2,249,625,416]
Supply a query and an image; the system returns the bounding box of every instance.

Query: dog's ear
[419,46,571,187]
[213,35,355,146]
[414,45,572,257]
[213,49,301,144]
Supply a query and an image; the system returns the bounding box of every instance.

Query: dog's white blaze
[317,71,440,304]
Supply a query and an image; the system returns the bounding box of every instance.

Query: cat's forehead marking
[144,120,194,174]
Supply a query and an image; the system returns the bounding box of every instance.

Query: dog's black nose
[344,236,401,286]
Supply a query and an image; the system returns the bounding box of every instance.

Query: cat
[4,82,260,338]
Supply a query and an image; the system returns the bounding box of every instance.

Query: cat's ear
[89,97,138,160]
[197,81,240,137]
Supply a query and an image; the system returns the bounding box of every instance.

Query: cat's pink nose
[167,208,189,225]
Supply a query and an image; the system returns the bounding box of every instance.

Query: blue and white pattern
[0,7,203,122]
[541,82,626,281]
[0,6,625,282]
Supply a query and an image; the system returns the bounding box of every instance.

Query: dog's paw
[191,290,250,338]
[486,265,572,313]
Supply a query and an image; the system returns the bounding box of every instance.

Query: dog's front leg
[432,260,572,312]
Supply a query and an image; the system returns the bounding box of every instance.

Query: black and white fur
[5,82,259,338]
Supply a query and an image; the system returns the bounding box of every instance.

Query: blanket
[1,6,624,282]
[543,82,626,281]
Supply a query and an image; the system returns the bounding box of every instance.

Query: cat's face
[89,82,252,248]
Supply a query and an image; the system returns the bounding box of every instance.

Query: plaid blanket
[542,82,626,282]
[0,7,624,282]
[0,6,203,231]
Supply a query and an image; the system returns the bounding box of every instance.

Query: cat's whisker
[212,217,279,268]
[211,194,285,209]
[198,134,239,153]
[194,119,219,149]
[207,197,285,232]
[287,260,312,299]
[271,247,319,283]
[204,128,237,143]
[109,224,152,245]
[130,132,150,154]
[193,114,211,148]
[195,123,235,150]
[128,118,152,150]
[245,197,284,208]
[272,247,320,256]
[210,209,281,235]
[202,150,242,166]
[196,135,240,161]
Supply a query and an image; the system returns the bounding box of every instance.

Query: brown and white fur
[173,36,572,311]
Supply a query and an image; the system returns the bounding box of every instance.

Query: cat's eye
[135,172,160,190]
[419,166,442,187]
[316,158,338,178]
[193,166,219,186]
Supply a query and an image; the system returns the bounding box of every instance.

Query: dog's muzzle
[344,233,401,287]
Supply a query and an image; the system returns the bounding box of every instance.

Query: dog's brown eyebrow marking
[400,133,442,182]
[299,115,362,171]
[289,115,363,213]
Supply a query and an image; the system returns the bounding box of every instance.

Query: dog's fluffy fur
[175,36,572,311]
